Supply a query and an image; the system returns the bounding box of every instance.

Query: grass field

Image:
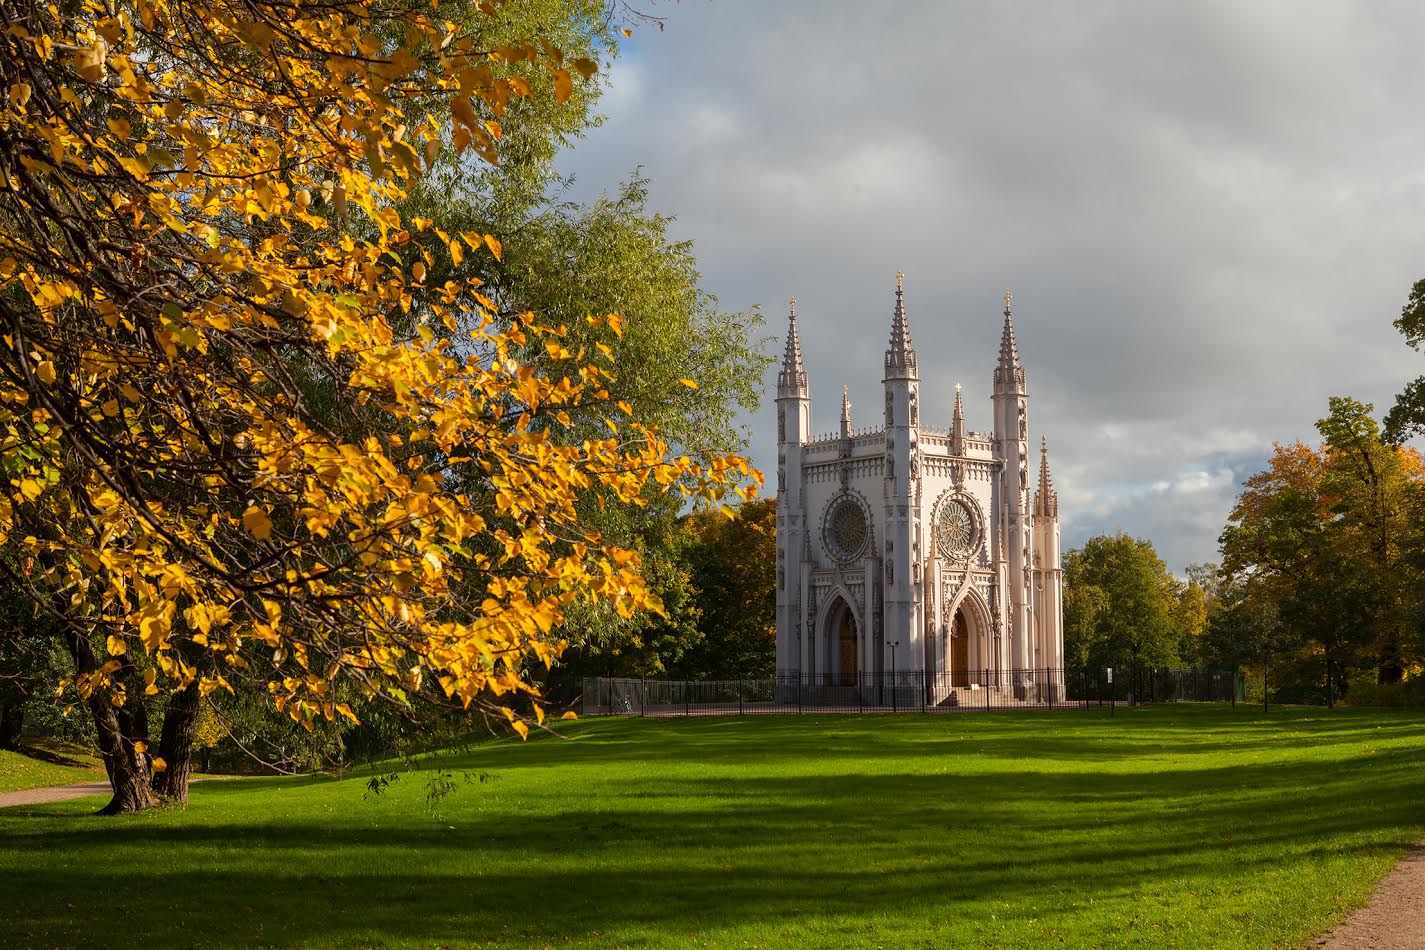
[3,705,1424,949]
[0,739,105,793]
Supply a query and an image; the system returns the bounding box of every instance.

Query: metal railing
[581,667,1245,717]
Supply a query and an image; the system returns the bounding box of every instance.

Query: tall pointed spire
[1036,436,1059,518]
[777,297,808,396]
[951,383,966,456]
[994,291,1025,390]
[885,271,917,377]
[840,386,852,438]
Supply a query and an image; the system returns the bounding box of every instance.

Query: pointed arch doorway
[944,588,992,689]
[824,595,860,687]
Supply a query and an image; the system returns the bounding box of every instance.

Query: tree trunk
[152,681,200,803]
[0,702,23,751]
[63,627,159,814]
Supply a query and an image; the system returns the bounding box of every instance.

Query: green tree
[1062,534,1183,672]
[669,498,776,679]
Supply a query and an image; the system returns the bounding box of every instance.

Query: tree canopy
[0,0,757,811]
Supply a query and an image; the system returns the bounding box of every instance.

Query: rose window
[826,497,868,561]
[938,498,977,558]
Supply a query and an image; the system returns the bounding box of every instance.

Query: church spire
[1036,436,1059,518]
[951,383,966,456]
[885,272,917,378]
[840,386,853,438]
[994,291,1025,391]
[777,297,808,397]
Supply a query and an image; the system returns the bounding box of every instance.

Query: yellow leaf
[552,68,573,104]
[106,634,127,656]
[678,378,699,389]
[484,234,501,261]
[133,740,148,754]
[510,718,529,739]
[36,360,55,384]
[151,757,167,773]
[243,505,273,540]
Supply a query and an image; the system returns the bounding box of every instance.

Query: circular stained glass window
[825,497,868,561]
[938,498,977,558]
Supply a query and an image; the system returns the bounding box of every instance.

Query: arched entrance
[824,595,859,687]
[944,588,993,688]
[950,611,969,687]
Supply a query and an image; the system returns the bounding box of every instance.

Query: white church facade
[774,276,1065,700]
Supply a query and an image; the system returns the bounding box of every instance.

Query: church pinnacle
[840,386,852,438]
[994,291,1025,390]
[951,383,966,456]
[885,272,917,377]
[1036,436,1059,518]
[777,297,808,396]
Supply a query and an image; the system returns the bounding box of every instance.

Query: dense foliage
[0,0,758,811]
[1061,533,1203,672]
[1212,397,1425,703]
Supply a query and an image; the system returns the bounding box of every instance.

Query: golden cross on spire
[1004,291,1013,312]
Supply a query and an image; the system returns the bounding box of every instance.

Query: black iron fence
[581,667,1246,717]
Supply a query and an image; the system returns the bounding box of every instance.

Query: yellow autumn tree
[0,0,757,813]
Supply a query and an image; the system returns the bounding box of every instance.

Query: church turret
[950,383,966,457]
[840,386,853,440]
[883,273,924,673]
[992,292,1033,682]
[1033,438,1064,680]
[776,298,812,677]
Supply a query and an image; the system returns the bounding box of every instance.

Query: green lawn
[3,705,1423,949]
[0,739,105,793]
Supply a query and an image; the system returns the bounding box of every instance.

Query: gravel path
[1320,840,1425,949]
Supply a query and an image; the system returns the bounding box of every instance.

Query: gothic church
[774,276,1065,696]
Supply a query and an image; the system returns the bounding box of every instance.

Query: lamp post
[888,640,900,714]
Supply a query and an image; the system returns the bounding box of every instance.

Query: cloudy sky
[557,0,1425,572]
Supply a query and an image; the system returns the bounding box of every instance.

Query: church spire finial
[995,290,1025,390]
[1036,436,1058,518]
[951,382,966,456]
[840,386,852,438]
[885,272,917,377]
[777,296,808,397]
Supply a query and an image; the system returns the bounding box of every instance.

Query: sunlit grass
[3,705,1423,948]
[0,739,104,794]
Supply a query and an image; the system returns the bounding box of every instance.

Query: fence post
[640,678,646,717]
[684,680,690,717]
[985,669,991,712]
[858,672,863,715]
[922,671,928,713]
[738,678,743,716]
[796,674,802,715]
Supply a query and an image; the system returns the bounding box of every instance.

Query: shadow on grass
[4,706,1423,949]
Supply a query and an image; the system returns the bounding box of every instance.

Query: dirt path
[1320,839,1425,949]
[0,781,115,809]
[0,775,235,810]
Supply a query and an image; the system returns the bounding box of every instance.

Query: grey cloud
[557,0,1425,572]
